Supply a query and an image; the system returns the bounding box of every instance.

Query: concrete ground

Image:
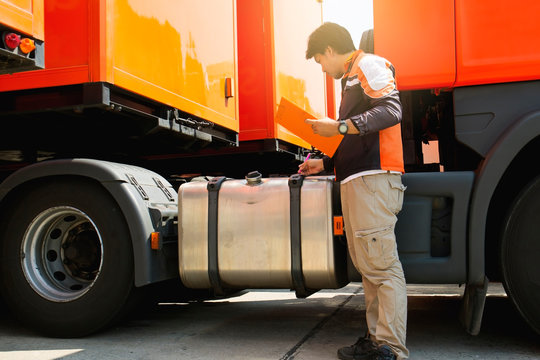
[0,283,538,359]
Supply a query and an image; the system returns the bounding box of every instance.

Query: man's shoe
[369,345,397,360]
[337,335,378,360]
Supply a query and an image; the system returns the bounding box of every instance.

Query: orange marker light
[333,216,344,236]
[19,38,36,54]
[151,232,162,250]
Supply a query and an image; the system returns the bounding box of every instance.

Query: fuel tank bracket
[289,174,315,298]
[207,176,228,295]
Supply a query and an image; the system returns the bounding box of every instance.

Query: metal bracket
[171,108,214,130]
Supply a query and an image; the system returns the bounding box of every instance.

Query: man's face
[314,47,344,79]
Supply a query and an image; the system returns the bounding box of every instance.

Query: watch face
[338,122,348,134]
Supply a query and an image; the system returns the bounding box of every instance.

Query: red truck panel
[237,0,326,147]
[0,0,98,90]
[237,0,275,141]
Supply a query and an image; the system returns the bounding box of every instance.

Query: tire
[500,175,540,335]
[0,178,137,337]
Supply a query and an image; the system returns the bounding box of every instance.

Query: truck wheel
[500,175,540,334]
[0,179,137,337]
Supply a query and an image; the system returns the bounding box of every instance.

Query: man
[298,22,409,360]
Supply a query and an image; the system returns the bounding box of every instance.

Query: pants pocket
[388,176,406,215]
[354,226,398,271]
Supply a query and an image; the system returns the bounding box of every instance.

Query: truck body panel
[0,0,44,74]
[110,0,238,131]
[396,172,473,283]
[272,0,326,147]
[1,0,239,132]
[373,0,456,90]
[1,0,328,146]
[237,0,325,148]
[455,0,540,87]
[374,0,540,90]
[454,81,540,158]
[0,0,44,39]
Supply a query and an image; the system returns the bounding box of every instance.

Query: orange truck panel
[454,0,540,87]
[110,0,238,131]
[374,0,540,91]
[237,0,326,149]
[0,0,44,39]
[374,0,456,91]
[273,0,325,148]
[1,0,330,144]
[0,0,238,132]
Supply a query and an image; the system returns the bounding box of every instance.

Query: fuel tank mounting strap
[207,176,227,295]
[289,174,314,298]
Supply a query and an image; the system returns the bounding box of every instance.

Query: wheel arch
[469,110,540,284]
[485,136,540,281]
[0,158,179,287]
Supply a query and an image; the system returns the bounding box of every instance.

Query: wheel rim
[21,206,104,302]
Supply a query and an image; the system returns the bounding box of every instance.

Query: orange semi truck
[0,0,539,338]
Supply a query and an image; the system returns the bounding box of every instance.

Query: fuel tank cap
[245,171,262,185]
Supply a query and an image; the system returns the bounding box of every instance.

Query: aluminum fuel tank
[178,175,347,292]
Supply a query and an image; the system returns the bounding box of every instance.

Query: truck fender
[0,158,178,287]
[468,110,540,285]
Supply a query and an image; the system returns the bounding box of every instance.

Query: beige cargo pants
[340,172,409,359]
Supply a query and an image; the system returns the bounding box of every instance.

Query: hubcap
[21,206,103,302]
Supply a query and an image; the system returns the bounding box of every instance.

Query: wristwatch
[338,120,349,135]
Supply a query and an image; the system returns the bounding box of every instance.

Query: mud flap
[459,276,488,335]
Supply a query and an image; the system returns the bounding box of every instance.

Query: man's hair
[306,22,356,59]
